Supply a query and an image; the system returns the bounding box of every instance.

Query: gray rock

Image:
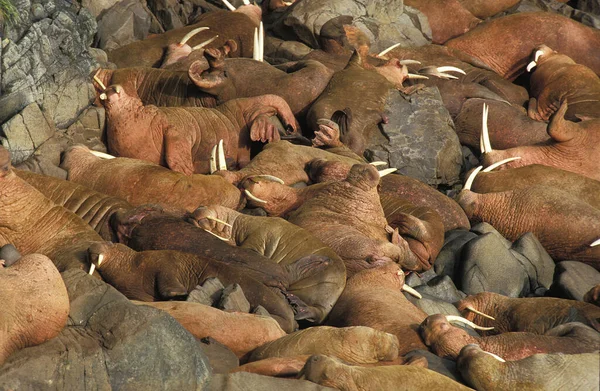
[365,87,463,187]
[208,372,335,391]
[403,350,462,382]
[80,0,122,18]
[0,269,211,390]
[471,222,512,248]
[146,0,197,30]
[509,232,555,294]
[0,244,21,266]
[434,229,478,279]
[219,283,251,313]
[0,89,36,124]
[199,337,239,374]
[509,0,600,28]
[409,295,462,317]
[553,261,600,301]
[415,275,466,303]
[95,0,155,51]
[252,305,271,317]
[187,277,224,306]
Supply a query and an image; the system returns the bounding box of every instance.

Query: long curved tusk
[464,306,495,321]
[482,157,521,172]
[192,35,218,51]
[378,168,397,177]
[483,350,506,362]
[244,189,267,204]
[534,49,543,63]
[446,315,494,331]
[370,161,387,166]
[210,144,218,174]
[402,284,423,299]
[246,174,285,184]
[259,21,264,62]
[253,27,259,61]
[205,216,233,228]
[221,0,236,11]
[591,238,600,247]
[400,59,421,65]
[526,61,537,73]
[481,103,492,153]
[93,71,107,91]
[242,0,250,4]
[407,73,429,80]
[218,139,227,171]
[437,66,466,75]
[179,27,209,46]
[90,150,116,159]
[203,228,230,241]
[464,166,483,191]
[378,43,401,57]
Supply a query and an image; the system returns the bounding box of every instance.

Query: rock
[187,277,225,306]
[509,232,555,294]
[434,229,478,279]
[207,372,335,391]
[415,275,466,303]
[0,244,21,266]
[252,305,271,317]
[410,295,463,317]
[0,89,36,125]
[366,87,463,187]
[218,284,251,313]
[146,0,198,31]
[552,261,600,301]
[1,102,54,164]
[199,337,239,374]
[0,269,212,389]
[80,0,122,18]
[403,350,462,382]
[95,0,158,52]
[508,0,600,28]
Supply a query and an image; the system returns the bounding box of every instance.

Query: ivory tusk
[378,168,397,177]
[591,238,600,247]
[192,35,218,51]
[244,189,267,204]
[437,66,466,75]
[483,351,506,362]
[253,27,259,61]
[370,161,387,166]
[481,103,492,153]
[203,228,230,241]
[99,93,107,101]
[378,43,401,57]
[218,139,227,171]
[482,157,521,172]
[464,306,495,321]
[246,175,285,184]
[407,73,429,80]
[93,71,107,91]
[179,27,209,46]
[114,85,122,94]
[242,0,250,4]
[205,216,233,228]
[399,59,421,65]
[445,315,494,331]
[210,144,218,174]
[534,49,543,63]
[221,0,236,11]
[88,263,96,275]
[464,166,483,191]
[90,150,116,159]
[526,61,537,73]
[89,253,103,275]
[259,21,264,62]
[283,1,293,5]
[402,284,423,299]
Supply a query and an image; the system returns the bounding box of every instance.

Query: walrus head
[345,163,381,191]
[526,44,556,72]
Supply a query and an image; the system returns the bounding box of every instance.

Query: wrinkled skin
[584,285,600,307]
[300,355,472,391]
[527,45,600,121]
[326,260,429,355]
[0,253,69,365]
[446,12,600,81]
[420,314,600,361]
[133,301,286,357]
[288,164,423,275]
[110,206,332,324]
[404,0,480,44]
[60,145,244,214]
[455,99,549,151]
[188,205,346,324]
[232,356,311,377]
[482,101,600,182]
[88,241,297,332]
[469,164,600,210]
[100,85,299,174]
[458,0,520,18]
[16,169,132,241]
[0,147,104,272]
[457,185,600,267]
[456,292,600,334]
[248,326,399,364]
[457,345,600,391]
[188,49,334,115]
[106,7,261,68]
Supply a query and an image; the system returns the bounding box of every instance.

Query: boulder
[146,0,198,31]
[552,261,600,301]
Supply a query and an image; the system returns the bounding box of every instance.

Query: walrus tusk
[244,189,267,204]
[437,66,466,75]
[221,0,236,11]
[283,1,293,5]
[483,350,506,362]
[89,253,104,275]
[179,27,209,46]
[218,139,227,171]
[114,85,122,94]
[210,144,218,174]
[400,281,423,299]
[481,103,492,153]
[259,22,264,62]
[464,306,496,321]
[400,59,421,65]
[90,150,116,159]
[378,43,401,57]
[192,35,218,51]
[246,174,285,184]
[378,168,397,177]
[482,157,521,172]
[99,93,107,101]
[88,263,96,275]
[93,71,107,91]
[203,228,230,241]
[205,216,233,228]
[253,27,260,61]
[464,166,483,191]
[591,238,600,247]
[370,161,387,166]
[446,315,494,331]
[526,61,537,73]
[407,73,429,80]
[242,0,250,4]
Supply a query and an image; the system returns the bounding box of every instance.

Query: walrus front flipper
[284,255,332,285]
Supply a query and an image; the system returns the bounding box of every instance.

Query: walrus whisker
[378,43,401,57]
[221,0,236,11]
[202,228,230,241]
[179,27,209,46]
[245,174,285,184]
[192,35,218,51]
[244,189,267,204]
[378,168,397,177]
[205,216,233,228]
[482,157,521,172]
[464,166,483,191]
[90,150,116,159]
[591,238,600,247]
[464,306,496,321]
[446,315,494,331]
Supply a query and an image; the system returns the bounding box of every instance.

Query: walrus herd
[1,0,599,389]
